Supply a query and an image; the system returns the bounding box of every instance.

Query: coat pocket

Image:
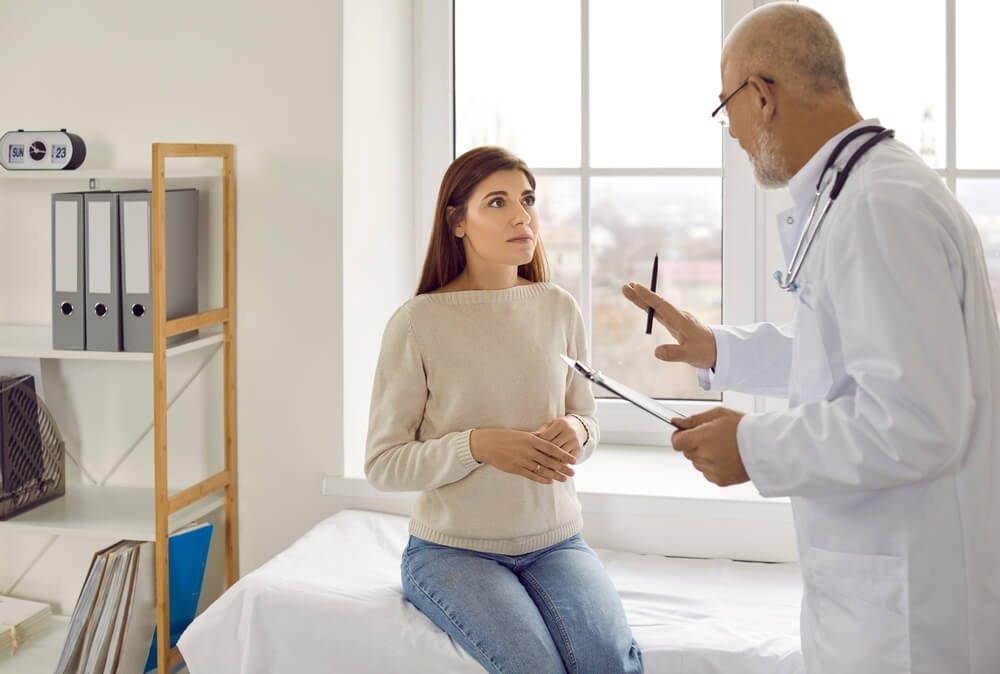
[802,546,911,673]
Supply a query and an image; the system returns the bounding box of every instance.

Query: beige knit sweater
[365,282,599,555]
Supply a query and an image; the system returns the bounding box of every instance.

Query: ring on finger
[535,462,541,472]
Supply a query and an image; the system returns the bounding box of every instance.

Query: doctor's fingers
[673,407,728,430]
[653,343,692,364]
[621,284,686,336]
[670,427,700,454]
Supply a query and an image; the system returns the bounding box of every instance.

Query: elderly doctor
[623,4,1000,673]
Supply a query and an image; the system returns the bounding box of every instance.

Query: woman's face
[456,169,537,269]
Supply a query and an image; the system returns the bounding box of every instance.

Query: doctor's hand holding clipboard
[619,282,750,488]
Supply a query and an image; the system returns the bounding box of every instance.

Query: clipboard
[561,354,686,430]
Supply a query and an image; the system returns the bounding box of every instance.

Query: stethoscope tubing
[775,126,895,292]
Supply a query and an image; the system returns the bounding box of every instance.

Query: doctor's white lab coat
[703,119,1000,673]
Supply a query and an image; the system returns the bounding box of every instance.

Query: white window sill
[574,442,782,504]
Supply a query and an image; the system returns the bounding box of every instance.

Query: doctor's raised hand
[621,282,748,486]
[621,282,717,369]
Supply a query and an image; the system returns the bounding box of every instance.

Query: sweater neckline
[416,282,554,304]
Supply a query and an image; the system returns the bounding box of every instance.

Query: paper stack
[0,594,52,655]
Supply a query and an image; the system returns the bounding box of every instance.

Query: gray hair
[726,2,853,102]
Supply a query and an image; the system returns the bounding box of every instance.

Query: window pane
[957,179,1000,319]
[589,0,721,168]
[957,1,1000,168]
[591,177,721,400]
[536,176,582,304]
[807,1,946,168]
[454,0,580,167]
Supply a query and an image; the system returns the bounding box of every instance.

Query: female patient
[366,146,642,673]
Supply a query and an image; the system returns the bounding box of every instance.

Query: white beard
[749,123,793,189]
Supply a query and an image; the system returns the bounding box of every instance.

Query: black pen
[645,253,658,334]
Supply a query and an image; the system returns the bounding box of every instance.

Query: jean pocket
[802,546,911,672]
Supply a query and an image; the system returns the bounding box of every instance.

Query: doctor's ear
[749,75,777,120]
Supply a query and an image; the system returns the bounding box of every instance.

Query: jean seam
[402,558,505,674]
[521,570,577,673]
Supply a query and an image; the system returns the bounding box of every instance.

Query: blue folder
[143,522,213,673]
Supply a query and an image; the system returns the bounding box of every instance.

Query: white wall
[342,0,418,478]
[0,0,345,612]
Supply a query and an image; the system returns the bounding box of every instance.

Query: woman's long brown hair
[416,146,549,295]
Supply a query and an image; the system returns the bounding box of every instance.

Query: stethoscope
[773,125,895,292]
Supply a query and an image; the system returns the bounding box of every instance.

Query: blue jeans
[401,533,642,674]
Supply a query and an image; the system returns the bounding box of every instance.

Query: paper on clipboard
[560,354,685,430]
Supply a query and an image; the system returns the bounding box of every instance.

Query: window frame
[417,0,997,448]
[427,0,759,446]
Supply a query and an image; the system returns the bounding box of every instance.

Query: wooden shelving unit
[0,143,238,674]
[149,142,239,674]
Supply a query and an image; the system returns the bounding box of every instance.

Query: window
[809,0,1000,319]
[956,0,1000,318]
[444,0,998,444]
[454,0,737,444]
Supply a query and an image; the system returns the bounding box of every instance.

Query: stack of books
[0,595,52,655]
[54,522,212,674]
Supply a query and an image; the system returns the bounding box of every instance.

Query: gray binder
[52,193,86,350]
[84,192,123,351]
[119,189,199,352]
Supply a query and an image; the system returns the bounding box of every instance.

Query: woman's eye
[488,197,504,208]
[522,194,536,207]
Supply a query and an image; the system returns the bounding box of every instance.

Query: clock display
[52,144,67,163]
[29,141,46,161]
[8,144,24,163]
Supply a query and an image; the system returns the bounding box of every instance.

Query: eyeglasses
[711,77,775,127]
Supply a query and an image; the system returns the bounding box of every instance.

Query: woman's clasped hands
[469,416,586,485]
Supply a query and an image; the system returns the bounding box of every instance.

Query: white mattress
[179,509,804,673]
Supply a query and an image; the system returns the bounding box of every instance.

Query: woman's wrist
[567,414,590,446]
[469,428,491,464]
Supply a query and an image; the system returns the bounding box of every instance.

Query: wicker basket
[0,375,65,520]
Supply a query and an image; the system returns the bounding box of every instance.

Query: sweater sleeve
[364,305,482,492]
[566,300,600,462]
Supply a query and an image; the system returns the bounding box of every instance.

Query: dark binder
[84,192,124,351]
[119,189,199,352]
[52,193,87,350]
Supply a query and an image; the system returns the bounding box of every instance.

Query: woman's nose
[512,204,532,226]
